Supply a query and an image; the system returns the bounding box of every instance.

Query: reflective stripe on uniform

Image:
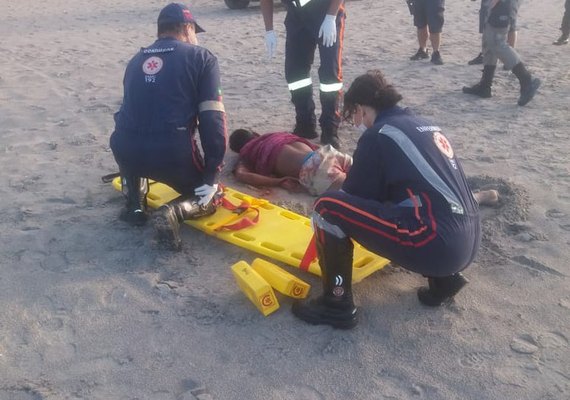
[320,82,343,92]
[199,100,225,113]
[288,77,312,91]
[311,212,347,238]
[379,124,465,215]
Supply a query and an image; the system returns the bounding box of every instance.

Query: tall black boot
[417,273,469,306]
[291,86,318,139]
[291,228,358,329]
[153,188,223,251]
[512,62,541,106]
[462,65,495,98]
[320,126,340,150]
[119,175,148,226]
[319,90,341,149]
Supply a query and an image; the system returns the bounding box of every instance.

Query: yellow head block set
[251,258,310,299]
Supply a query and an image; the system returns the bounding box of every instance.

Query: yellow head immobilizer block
[231,261,280,316]
[251,258,311,299]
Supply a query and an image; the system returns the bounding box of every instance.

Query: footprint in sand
[459,351,494,369]
[546,209,566,219]
[507,331,570,392]
[510,334,539,355]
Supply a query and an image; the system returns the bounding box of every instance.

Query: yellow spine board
[251,258,310,299]
[111,178,391,283]
[231,261,280,316]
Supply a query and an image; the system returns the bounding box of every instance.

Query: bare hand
[279,177,304,193]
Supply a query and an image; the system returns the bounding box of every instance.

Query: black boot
[512,62,541,106]
[320,126,340,149]
[153,189,222,251]
[553,33,569,45]
[462,65,495,98]
[293,120,318,139]
[319,90,341,149]
[119,175,148,226]
[291,86,318,139]
[417,273,469,307]
[291,228,358,329]
[468,52,483,65]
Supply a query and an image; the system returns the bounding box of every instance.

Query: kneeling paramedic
[110,3,227,250]
[292,70,481,329]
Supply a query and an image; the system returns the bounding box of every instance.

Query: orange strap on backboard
[299,234,317,271]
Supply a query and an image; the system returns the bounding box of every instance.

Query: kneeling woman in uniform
[292,70,481,329]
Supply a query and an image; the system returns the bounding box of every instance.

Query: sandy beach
[1,0,569,399]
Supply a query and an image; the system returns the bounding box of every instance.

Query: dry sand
[1,0,569,399]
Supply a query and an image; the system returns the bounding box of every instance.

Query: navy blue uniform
[282,0,345,134]
[111,37,226,196]
[314,107,480,277]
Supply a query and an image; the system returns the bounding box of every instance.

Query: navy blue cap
[157,3,205,33]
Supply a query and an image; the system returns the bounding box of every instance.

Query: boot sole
[462,87,492,98]
[291,303,358,330]
[119,209,148,227]
[153,211,181,251]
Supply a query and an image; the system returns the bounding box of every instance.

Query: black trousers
[284,4,345,130]
[562,0,570,36]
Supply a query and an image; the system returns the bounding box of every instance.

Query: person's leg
[410,27,430,60]
[430,32,441,53]
[317,9,345,150]
[153,189,223,251]
[468,1,486,65]
[487,24,540,106]
[110,131,149,226]
[119,175,149,226]
[554,0,570,44]
[418,26,429,51]
[463,25,498,98]
[310,191,476,307]
[507,29,517,48]
[410,0,430,59]
[427,0,445,64]
[473,189,499,206]
[285,14,318,138]
[291,214,358,329]
[503,15,518,69]
[149,139,223,250]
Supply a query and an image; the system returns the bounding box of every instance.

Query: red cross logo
[147,60,158,71]
[142,56,163,75]
[433,131,454,159]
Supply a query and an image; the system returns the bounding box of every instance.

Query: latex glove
[319,14,337,47]
[194,183,219,206]
[265,30,277,59]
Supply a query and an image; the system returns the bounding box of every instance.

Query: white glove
[265,30,277,59]
[319,14,337,47]
[194,183,219,206]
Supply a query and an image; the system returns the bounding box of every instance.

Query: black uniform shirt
[342,106,478,217]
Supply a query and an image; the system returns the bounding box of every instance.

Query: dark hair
[343,70,403,122]
[229,128,258,153]
[157,22,188,36]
